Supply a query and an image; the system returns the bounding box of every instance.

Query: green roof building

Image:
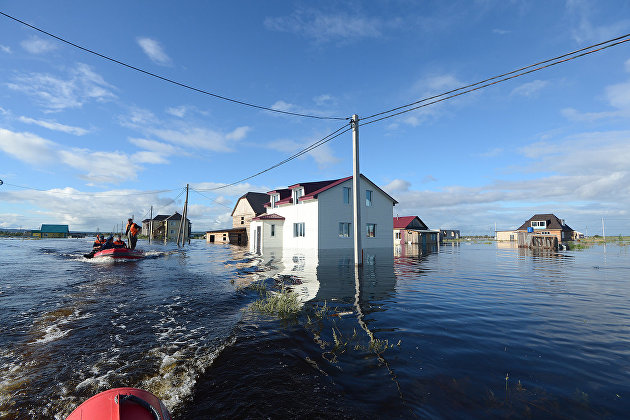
[32,224,70,238]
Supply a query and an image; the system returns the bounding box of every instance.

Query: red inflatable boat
[66,387,171,420]
[92,248,143,260]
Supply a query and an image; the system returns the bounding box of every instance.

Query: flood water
[1,238,629,418]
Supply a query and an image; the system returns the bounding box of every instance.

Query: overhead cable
[1,182,183,197]
[194,122,351,192]
[362,33,630,124]
[190,188,234,209]
[0,11,346,121]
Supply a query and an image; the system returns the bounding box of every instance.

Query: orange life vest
[129,223,139,236]
[113,240,125,246]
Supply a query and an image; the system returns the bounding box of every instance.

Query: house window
[241,216,244,225]
[395,232,401,239]
[339,222,351,237]
[271,224,275,237]
[270,194,278,209]
[343,187,351,204]
[531,221,546,229]
[366,223,376,238]
[366,190,373,207]
[293,222,305,237]
[170,230,174,234]
[293,188,304,204]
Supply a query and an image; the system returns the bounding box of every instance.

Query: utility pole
[177,184,189,247]
[149,205,153,244]
[352,114,362,266]
[602,217,606,241]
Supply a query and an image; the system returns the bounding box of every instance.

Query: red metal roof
[252,213,285,221]
[393,216,418,229]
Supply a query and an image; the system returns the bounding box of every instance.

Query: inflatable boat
[85,248,143,260]
[66,387,172,420]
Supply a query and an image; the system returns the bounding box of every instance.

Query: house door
[256,226,261,254]
[209,235,215,243]
[237,234,242,245]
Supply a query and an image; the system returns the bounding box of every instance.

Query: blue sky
[1,0,629,235]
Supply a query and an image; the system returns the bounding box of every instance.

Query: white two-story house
[249,174,397,254]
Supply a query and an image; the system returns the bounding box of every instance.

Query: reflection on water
[2,239,630,419]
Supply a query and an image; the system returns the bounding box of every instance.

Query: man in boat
[113,235,127,248]
[125,218,140,250]
[100,235,115,250]
[92,234,105,249]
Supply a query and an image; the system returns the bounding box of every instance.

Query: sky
[1,0,629,235]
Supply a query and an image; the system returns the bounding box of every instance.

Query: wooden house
[205,192,268,245]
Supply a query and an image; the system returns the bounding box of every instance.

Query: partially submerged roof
[40,224,69,233]
[393,216,428,230]
[230,192,269,216]
[516,214,573,231]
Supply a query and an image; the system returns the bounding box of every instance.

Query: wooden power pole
[352,114,362,266]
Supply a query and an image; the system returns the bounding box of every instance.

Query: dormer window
[531,221,546,229]
[293,188,304,204]
[270,194,279,209]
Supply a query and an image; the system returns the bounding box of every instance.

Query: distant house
[32,224,69,238]
[515,213,575,242]
[250,174,397,254]
[440,229,460,241]
[206,192,268,245]
[142,212,191,241]
[393,216,439,247]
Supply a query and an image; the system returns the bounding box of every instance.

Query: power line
[194,122,352,192]
[362,34,630,125]
[189,188,234,209]
[1,182,182,197]
[0,11,346,121]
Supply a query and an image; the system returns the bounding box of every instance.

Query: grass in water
[251,287,301,319]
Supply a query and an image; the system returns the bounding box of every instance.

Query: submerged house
[206,192,268,245]
[249,174,397,254]
[32,224,69,238]
[515,213,575,242]
[393,216,439,247]
[142,212,191,241]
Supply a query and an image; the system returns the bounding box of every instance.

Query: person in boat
[113,235,127,248]
[100,235,115,250]
[125,218,140,250]
[92,234,105,249]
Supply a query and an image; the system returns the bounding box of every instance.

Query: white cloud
[166,106,188,118]
[0,187,184,231]
[18,116,89,135]
[510,80,548,97]
[565,0,630,44]
[0,129,57,164]
[265,10,383,44]
[0,128,167,184]
[137,37,171,65]
[265,135,340,168]
[383,179,411,193]
[148,125,250,152]
[7,64,116,111]
[129,138,180,155]
[20,37,57,54]
[492,29,510,35]
[0,45,11,54]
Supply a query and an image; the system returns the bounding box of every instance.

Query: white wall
[272,200,319,250]
[317,177,394,249]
